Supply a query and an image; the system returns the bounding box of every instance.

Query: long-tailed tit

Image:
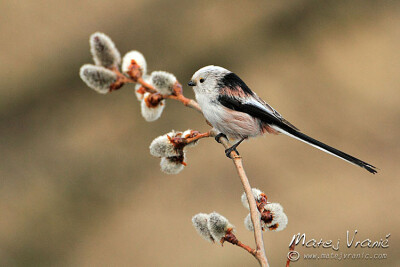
[188,65,377,174]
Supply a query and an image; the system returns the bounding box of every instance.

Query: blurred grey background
[0,0,399,266]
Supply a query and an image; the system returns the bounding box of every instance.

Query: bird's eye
[199,78,205,83]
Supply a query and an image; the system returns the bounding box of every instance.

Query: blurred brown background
[0,0,399,266]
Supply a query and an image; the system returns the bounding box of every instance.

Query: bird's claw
[215,133,227,143]
[225,147,240,158]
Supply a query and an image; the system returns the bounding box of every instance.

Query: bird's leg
[215,133,228,143]
[225,138,246,158]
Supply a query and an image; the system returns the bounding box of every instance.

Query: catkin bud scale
[141,92,165,122]
[122,50,147,76]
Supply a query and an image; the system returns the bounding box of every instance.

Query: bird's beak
[188,80,196,87]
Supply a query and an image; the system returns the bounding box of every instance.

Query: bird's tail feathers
[271,126,377,174]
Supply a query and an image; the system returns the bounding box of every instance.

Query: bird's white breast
[195,93,262,140]
[195,94,222,125]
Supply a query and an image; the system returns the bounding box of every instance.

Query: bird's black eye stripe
[199,78,205,83]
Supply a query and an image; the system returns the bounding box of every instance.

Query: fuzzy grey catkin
[140,93,165,122]
[207,212,233,242]
[244,203,288,232]
[241,188,264,210]
[244,213,254,231]
[90,32,121,68]
[192,213,214,243]
[150,71,177,95]
[122,50,147,75]
[79,64,117,94]
[263,203,287,230]
[160,156,185,174]
[263,203,283,216]
[149,131,182,158]
[244,213,267,231]
[267,212,288,231]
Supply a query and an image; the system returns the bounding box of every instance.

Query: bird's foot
[225,146,240,158]
[215,133,228,143]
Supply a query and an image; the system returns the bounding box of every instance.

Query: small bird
[188,65,377,174]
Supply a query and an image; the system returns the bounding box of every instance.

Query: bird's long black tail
[216,94,377,173]
[272,126,377,174]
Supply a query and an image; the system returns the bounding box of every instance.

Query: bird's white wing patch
[243,97,280,118]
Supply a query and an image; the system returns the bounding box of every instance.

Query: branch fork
[222,228,257,257]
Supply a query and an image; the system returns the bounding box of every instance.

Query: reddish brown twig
[110,69,135,92]
[136,76,158,94]
[167,131,212,151]
[120,67,203,112]
[222,228,257,257]
[184,131,211,143]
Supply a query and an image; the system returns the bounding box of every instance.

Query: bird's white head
[188,65,230,95]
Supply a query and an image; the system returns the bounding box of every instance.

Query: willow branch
[168,131,212,149]
[185,131,211,144]
[215,132,269,267]
[119,67,268,266]
[223,228,257,258]
[169,97,268,266]
[164,94,202,112]
[164,92,268,266]
[237,241,258,257]
[117,69,202,113]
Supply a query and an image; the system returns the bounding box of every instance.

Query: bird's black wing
[218,72,299,130]
[217,94,297,132]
